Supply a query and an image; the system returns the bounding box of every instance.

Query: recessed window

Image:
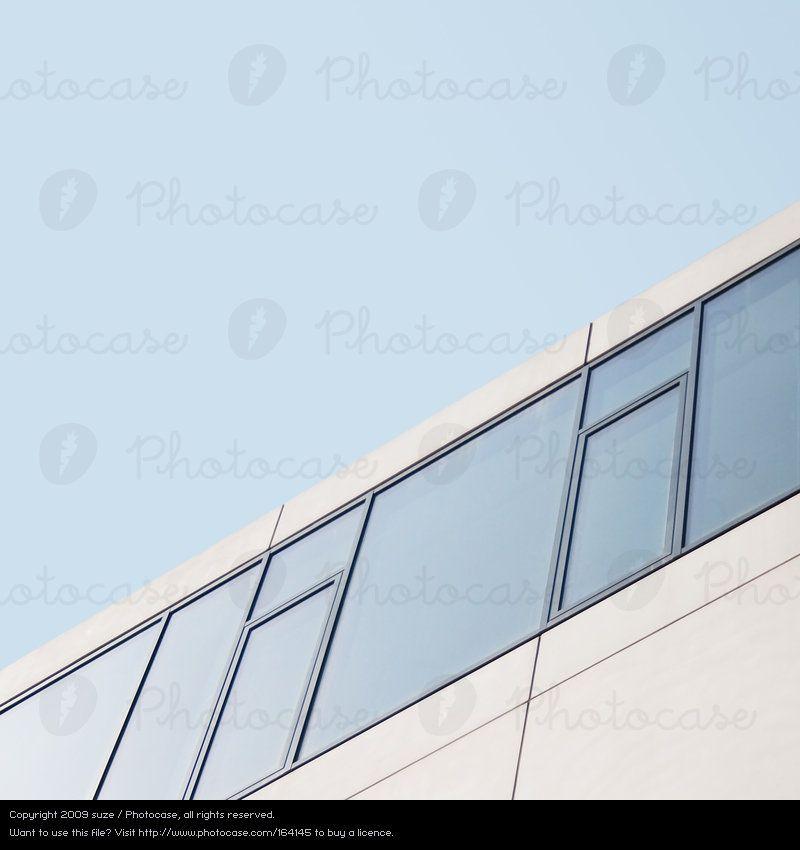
[299,380,581,759]
[194,584,335,799]
[0,625,158,799]
[252,505,364,618]
[560,386,682,610]
[687,251,800,543]
[584,313,692,427]
[98,567,258,800]
[14,246,800,800]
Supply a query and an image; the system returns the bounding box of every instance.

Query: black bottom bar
[3,800,519,844]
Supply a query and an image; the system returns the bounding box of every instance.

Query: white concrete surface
[535,491,800,693]
[4,203,800,799]
[272,326,591,545]
[588,202,800,359]
[247,638,536,800]
[516,554,800,799]
[352,706,526,800]
[0,508,281,705]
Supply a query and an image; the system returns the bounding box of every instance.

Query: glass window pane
[99,567,258,800]
[584,313,692,426]
[687,252,800,543]
[300,380,581,759]
[194,585,334,799]
[252,506,363,618]
[0,625,157,799]
[562,388,681,609]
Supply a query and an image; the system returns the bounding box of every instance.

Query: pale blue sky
[3,0,800,667]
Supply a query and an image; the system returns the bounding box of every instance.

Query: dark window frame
[186,573,344,800]
[92,558,265,800]
[5,236,800,801]
[549,374,690,619]
[0,617,162,800]
[229,236,800,798]
[181,499,373,800]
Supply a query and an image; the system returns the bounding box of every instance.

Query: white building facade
[3,204,800,800]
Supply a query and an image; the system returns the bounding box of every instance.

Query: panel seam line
[511,637,540,800]
[342,650,537,798]
[533,545,800,701]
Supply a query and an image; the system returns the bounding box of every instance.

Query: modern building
[3,205,800,800]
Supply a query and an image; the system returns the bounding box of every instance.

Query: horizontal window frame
[211,374,586,798]
[186,573,344,800]
[233,235,800,799]
[5,235,800,801]
[579,311,696,431]
[549,375,689,621]
[0,616,165,716]
[245,502,368,624]
[93,555,267,800]
[0,616,164,801]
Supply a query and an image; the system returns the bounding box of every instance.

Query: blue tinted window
[584,313,692,426]
[0,626,158,799]
[687,251,800,543]
[99,567,258,799]
[300,380,580,758]
[195,585,335,799]
[561,388,681,609]
[252,506,363,618]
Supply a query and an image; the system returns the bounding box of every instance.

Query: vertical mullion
[183,625,253,800]
[186,577,338,800]
[92,616,169,799]
[183,618,253,799]
[547,375,685,620]
[179,557,268,799]
[287,492,375,766]
[244,549,276,621]
[663,376,689,557]
[549,432,589,618]
[541,367,589,628]
[672,303,703,554]
[264,572,344,790]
